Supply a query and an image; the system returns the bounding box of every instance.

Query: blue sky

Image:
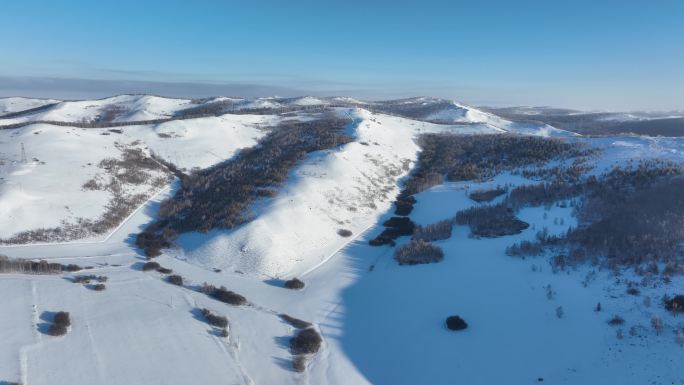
[1,0,683,110]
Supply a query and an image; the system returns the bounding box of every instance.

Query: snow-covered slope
[0,97,59,115]
[0,95,193,125]
[0,114,272,242]
[173,108,513,277]
[2,95,682,385]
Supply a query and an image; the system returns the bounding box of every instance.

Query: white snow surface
[1,96,683,385]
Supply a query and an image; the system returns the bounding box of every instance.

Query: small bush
[63,264,82,272]
[54,311,71,327]
[167,275,183,286]
[445,315,468,331]
[48,323,68,336]
[290,328,322,355]
[292,355,307,372]
[142,261,160,271]
[285,278,305,290]
[608,315,625,326]
[156,267,173,274]
[72,275,108,284]
[337,229,353,237]
[280,314,312,329]
[394,239,444,265]
[201,308,229,328]
[92,284,106,291]
[204,284,247,305]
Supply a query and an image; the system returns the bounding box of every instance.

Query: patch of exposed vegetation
[469,186,507,202]
[1,142,171,245]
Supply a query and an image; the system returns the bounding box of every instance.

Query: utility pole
[20,143,27,164]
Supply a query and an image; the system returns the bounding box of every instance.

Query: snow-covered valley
[1,95,683,385]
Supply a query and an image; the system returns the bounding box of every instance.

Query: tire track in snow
[19,280,42,385]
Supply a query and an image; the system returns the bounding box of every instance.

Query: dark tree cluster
[203,284,247,306]
[369,216,416,246]
[394,239,445,265]
[469,186,507,203]
[393,192,416,216]
[664,295,684,313]
[136,116,352,256]
[365,99,459,122]
[505,160,684,274]
[455,204,529,238]
[401,134,591,196]
[412,220,453,242]
[0,255,81,275]
[174,100,234,118]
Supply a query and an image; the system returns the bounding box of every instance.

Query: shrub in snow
[626,287,640,296]
[142,261,160,271]
[54,311,71,327]
[290,328,322,355]
[556,306,564,319]
[279,314,312,329]
[284,278,305,290]
[48,323,68,337]
[337,229,353,237]
[445,315,468,331]
[204,284,247,306]
[608,315,625,326]
[91,284,106,291]
[167,274,183,286]
[394,239,444,265]
[293,355,307,372]
[72,275,108,284]
[156,266,173,274]
[201,308,229,329]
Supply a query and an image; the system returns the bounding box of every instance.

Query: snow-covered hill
[1,95,683,385]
